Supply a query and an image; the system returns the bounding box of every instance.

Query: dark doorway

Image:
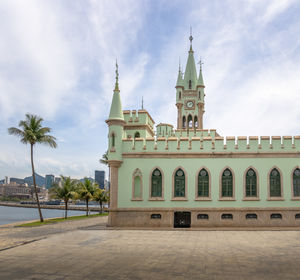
[174,211,191,228]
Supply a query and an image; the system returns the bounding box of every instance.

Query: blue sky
[0,0,300,179]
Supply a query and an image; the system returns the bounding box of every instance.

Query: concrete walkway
[1,218,300,279]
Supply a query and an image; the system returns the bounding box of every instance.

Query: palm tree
[99,150,108,166]
[99,150,110,207]
[76,178,98,216]
[8,114,57,222]
[94,188,109,214]
[50,176,76,219]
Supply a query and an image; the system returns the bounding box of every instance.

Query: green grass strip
[17,212,108,227]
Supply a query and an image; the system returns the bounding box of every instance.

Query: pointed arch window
[222,169,233,197]
[151,169,162,197]
[182,116,186,128]
[189,80,192,89]
[179,91,181,99]
[134,131,140,138]
[188,115,193,128]
[132,169,142,200]
[198,169,209,197]
[293,168,300,197]
[194,116,198,128]
[270,168,281,197]
[174,169,185,197]
[246,168,257,197]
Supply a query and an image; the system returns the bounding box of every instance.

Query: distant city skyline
[1,1,300,178]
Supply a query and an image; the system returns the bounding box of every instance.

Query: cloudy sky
[0,0,299,180]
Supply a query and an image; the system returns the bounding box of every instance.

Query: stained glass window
[174,169,185,197]
[222,169,233,197]
[151,169,162,197]
[270,168,281,197]
[293,168,300,197]
[198,169,209,197]
[246,168,257,197]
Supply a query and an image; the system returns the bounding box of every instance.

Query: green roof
[108,89,124,120]
[183,49,197,90]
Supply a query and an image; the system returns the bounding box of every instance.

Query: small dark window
[151,214,161,219]
[189,80,192,89]
[179,91,181,99]
[270,213,282,219]
[112,133,115,147]
[199,91,201,98]
[197,214,209,220]
[295,213,300,219]
[221,213,233,219]
[134,132,140,138]
[246,213,257,219]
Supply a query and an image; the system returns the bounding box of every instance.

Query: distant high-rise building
[45,174,55,189]
[54,177,61,184]
[95,170,105,189]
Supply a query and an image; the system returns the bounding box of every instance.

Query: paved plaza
[1,217,300,279]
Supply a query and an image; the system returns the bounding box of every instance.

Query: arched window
[245,168,257,197]
[189,80,192,89]
[188,115,193,128]
[270,168,281,197]
[179,91,181,99]
[222,169,233,197]
[174,169,185,197]
[134,131,140,138]
[293,168,300,197]
[182,116,186,128]
[151,169,162,197]
[194,116,198,128]
[132,169,142,200]
[198,169,209,197]
[198,91,201,99]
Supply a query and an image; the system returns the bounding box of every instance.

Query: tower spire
[197,58,205,87]
[108,60,124,121]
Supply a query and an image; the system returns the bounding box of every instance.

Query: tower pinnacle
[189,26,193,51]
[114,59,119,91]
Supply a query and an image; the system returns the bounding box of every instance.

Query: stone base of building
[107,208,300,228]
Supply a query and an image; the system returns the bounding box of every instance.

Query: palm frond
[7,127,25,138]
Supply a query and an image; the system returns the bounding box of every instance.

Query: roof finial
[114,58,119,91]
[198,58,204,71]
[189,26,193,51]
[179,57,181,72]
[141,96,144,110]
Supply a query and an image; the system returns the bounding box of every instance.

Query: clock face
[186,101,194,108]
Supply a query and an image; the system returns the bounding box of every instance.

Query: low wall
[0,202,106,212]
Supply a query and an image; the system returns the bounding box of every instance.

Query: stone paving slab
[0,216,107,251]
[0,225,300,279]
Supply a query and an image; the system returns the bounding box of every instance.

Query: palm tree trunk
[99,201,101,214]
[100,201,103,214]
[86,198,89,216]
[31,144,43,222]
[65,199,68,219]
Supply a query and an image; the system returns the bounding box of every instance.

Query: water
[0,206,87,226]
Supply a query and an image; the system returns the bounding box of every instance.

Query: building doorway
[174,211,191,228]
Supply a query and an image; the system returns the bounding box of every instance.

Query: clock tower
[175,34,205,130]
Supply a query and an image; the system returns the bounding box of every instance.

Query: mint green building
[106,37,300,228]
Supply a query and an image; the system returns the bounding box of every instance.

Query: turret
[106,61,125,162]
[196,60,205,103]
